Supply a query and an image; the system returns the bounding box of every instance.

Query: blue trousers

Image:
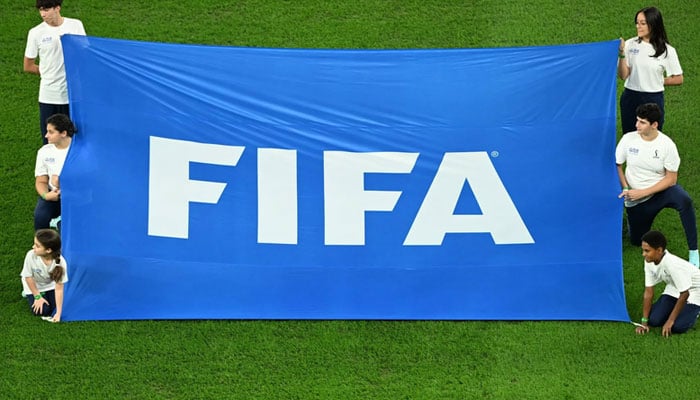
[39,102,70,145]
[25,290,57,317]
[619,88,664,134]
[34,197,61,230]
[625,185,697,250]
[648,294,700,334]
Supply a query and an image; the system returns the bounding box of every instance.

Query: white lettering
[148,136,243,239]
[404,152,534,245]
[258,148,298,244]
[324,151,419,245]
[148,141,532,245]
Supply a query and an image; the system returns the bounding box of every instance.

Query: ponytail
[50,261,64,282]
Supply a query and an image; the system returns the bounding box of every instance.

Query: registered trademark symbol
[491,151,499,158]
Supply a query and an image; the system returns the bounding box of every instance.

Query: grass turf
[2,0,700,398]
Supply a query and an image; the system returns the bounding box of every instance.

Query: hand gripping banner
[60,35,627,321]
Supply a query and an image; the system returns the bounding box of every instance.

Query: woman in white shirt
[617,6,683,134]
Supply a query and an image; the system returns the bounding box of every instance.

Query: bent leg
[671,303,700,334]
[626,202,660,246]
[25,293,55,317]
[648,294,677,327]
[34,198,61,230]
[662,185,698,250]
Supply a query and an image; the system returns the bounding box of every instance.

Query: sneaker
[49,216,61,230]
[689,250,699,268]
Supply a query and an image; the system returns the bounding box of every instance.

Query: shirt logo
[629,147,639,156]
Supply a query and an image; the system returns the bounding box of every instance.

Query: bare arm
[664,74,683,86]
[35,175,60,201]
[617,38,630,80]
[52,282,64,322]
[24,57,39,75]
[616,164,630,198]
[25,276,49,314]
[25,276,42,298]
[626,170,677,202]
[636,286,654,334]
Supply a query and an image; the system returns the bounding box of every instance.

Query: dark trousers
[25,289,57,317]
[34,197,61,230]
[648,294,700,334]
[625,185,697,250]
[619,88,664,134]
[39,102,70,145]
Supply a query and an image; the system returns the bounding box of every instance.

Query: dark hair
[35,229,64,282]
[46,113,77,137]
[36,0,63,9]
[641,230,667,251]
[636,7,670,58]
[635,103,662,125]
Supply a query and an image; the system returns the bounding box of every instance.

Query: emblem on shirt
[630,48,640,55]
[653,150,659,159]
[628,147,639,156]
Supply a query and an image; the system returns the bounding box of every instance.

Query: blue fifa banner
[61,35,627,321]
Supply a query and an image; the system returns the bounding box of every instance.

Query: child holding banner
[20,229,68,323]
[618,6,683,134]
[635,230,700,337]
[23,0,86,144]
[616,103,698,266]
[34,113,75,230]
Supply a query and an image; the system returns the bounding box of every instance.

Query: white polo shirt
[615,131,680,190]
[622,38,682,93]
[35,143,70,191]
[645,250,700,305]
[25,17,86,104]
[20,249,69,296]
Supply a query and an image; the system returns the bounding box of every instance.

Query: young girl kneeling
[20,229,68,322]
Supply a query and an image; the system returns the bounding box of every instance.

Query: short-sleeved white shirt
[35,144,70,191]
[24,17,86,104]
[622,38,682,93]
[20,249,69,296]
[615,131,680,190]
[644,250,700,305]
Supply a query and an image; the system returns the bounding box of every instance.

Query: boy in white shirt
[615,103,698,266]
[635,230,700,337]
[24,0,86,144]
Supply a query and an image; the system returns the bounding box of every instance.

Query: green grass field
[2,1,700,398]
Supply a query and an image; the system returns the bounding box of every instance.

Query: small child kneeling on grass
[20,228,68,323]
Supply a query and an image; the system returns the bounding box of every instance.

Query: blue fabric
[60,35,627,321]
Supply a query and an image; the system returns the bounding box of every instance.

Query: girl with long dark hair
[20,229,68,322]
[618,6,683,134]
